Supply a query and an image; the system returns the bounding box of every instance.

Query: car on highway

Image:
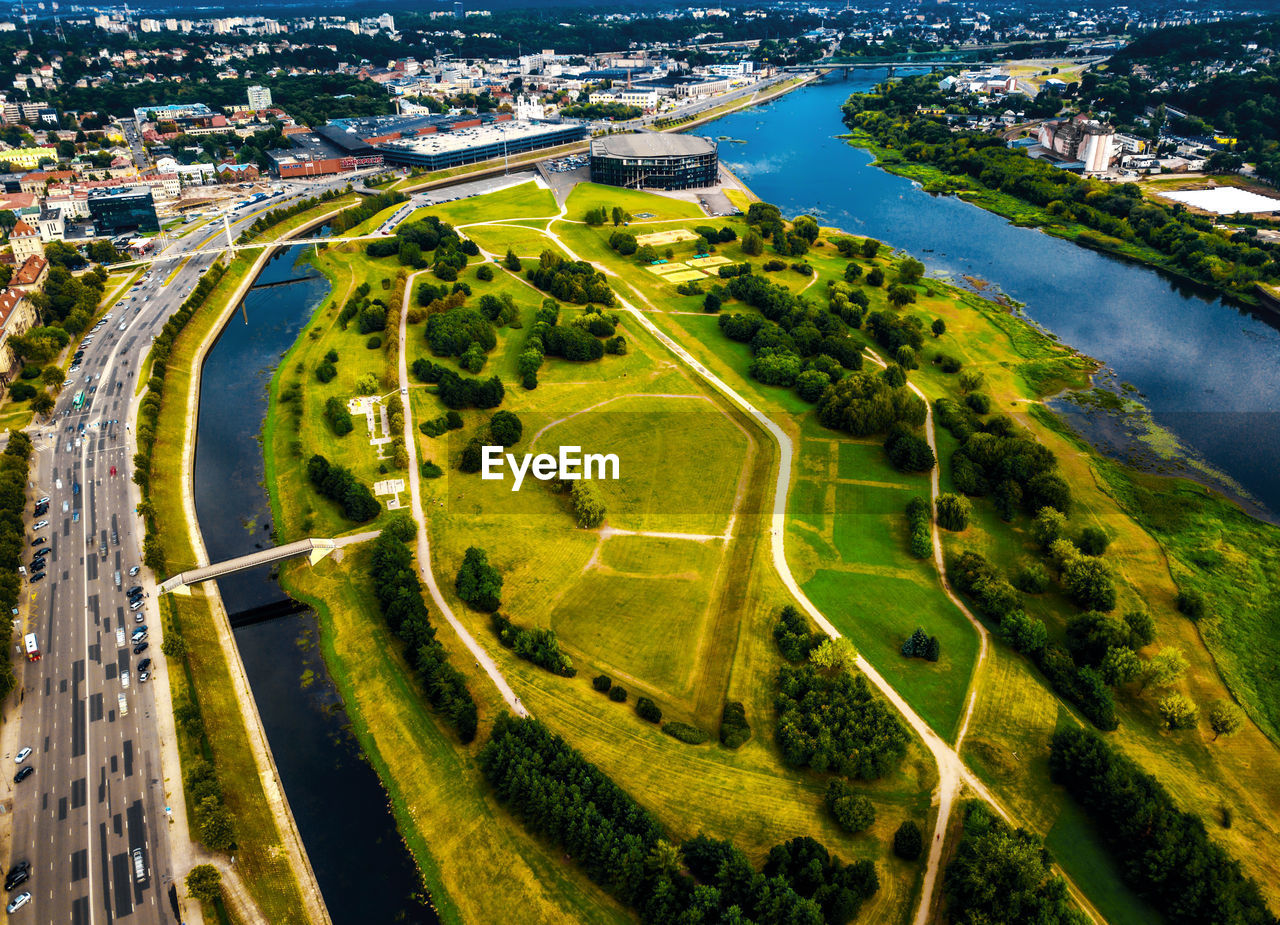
[5,891,29,913]
[13,766,33,783]
[14,747,30,764]
[120,670,129,689]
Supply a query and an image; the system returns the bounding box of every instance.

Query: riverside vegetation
[258,178,1280,925]
[839,73,1280,304]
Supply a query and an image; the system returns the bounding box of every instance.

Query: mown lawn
[262,190,933,925]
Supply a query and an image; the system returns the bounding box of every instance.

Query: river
[191,243,437,925]
[707,72,1280,518]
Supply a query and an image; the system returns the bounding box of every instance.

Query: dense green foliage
[825,779,875,833]
[369,533,477,742]
[774,665,908,780]
[455,546,502,612]
[1050,729,1278,925]
[842,75,1279,300]
[480,715,877,925]
[900,627,940,662]
[944,802,1088,925]
[491,613,575,677]
[774,605,823,662]
[526,250,614,305]
[0,433,32,701]
[662,722,710,745]
[904,496,932,559]
[305,454,379,522]
[719,701,752,749]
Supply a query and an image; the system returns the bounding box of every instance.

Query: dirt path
[397,270,529,717]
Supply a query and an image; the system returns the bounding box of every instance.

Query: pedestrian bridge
[159,532,380,594]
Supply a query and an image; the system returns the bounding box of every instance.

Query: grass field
[260,188,933,924]
[258,178,1280,923]
[565,182,706,222]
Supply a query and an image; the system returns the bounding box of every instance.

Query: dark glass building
[589,134,718,190]
[87,187,160,235]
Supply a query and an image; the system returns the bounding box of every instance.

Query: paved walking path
[397,270,529,717]
[459,206,1103,925]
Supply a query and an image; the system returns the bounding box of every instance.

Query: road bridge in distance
[159,531,380,594]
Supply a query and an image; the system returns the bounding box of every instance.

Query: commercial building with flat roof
[589,133,718,190]
[86,186,159,236]
[377,120,586,171]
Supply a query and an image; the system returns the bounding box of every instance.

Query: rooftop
[378,120,578,157]
[591,133,716,159]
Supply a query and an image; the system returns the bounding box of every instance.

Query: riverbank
[837,118,1271,310]
[145,204,352,925]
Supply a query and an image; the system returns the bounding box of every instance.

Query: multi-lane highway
[4,175,355,925]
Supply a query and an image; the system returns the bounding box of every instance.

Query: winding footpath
[397,270,530,718]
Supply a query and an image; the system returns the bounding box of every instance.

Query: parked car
[133,642,149,656]
[4,861,30,892]
[14,747,31,764]
[5,891,30,913]
[13,766,33,783]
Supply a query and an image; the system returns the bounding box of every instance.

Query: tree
[896,257,925,285]
[31,392,55,417]
[570,480,606,528]
[1099,646,1142,686]
[1175,588,1207,620]
[887,285,914,309]
[1158,693,1198,730]
[931,318,946,337]
[1142,647,1188,690]
[1208,700,1244,741]
[455,547,503,612]
[186,865,222,904]
[935,493,971,531]
[809,637,858,674]
[162,634,188,658]
[1062,556,1117,612]
[741,229,764,257]
[826,779,875,832]
[894,821,923,861]
[489,410,522,446]
[504,248,521,271]
[1077,525,1111,555]
[611,206,626,226]
[860,238,880,259]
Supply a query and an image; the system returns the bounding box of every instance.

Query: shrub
[491,613,574,677]
[1175,588,1207,620]
[884,426,935,473]
[635,697,662,724]
[965,392,991,414]
[894,821,923,860]
[906,496,932,559]
[825,780,875,832]
[935,493,971,531]
[773,605,821,662]
[608,685,627,703]
[592,674,612,693]
[306,454,379,521]
[719,701,751,748]
[420,460,442,478]
[901,627,940,662]
[662,722,710,745]
[315,362,337,383]
[455,546,502,612]
[476,264,494,281]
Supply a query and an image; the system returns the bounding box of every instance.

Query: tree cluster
[774,665,909,780]
[455,546,502,612]
[305,454,379,522]
[901,627,940,662]
[719,701,751,748]
[526,250,614,305]
[491,613,575,677]
[411,358,505,409]
[774,605,823,662]
[0,433,32,700]
[370,532,477,742]
[944,801,1088,925]
[1049,729,1277,925]
[904,496,932,559]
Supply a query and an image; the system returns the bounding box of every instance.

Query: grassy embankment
[841,128,1259,305]
[264,184,933,925]
[546,192,1280,922]
[148,204,357,924]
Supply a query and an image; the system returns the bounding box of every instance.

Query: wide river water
[192,244,437,924]
[707,72,1280,517]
